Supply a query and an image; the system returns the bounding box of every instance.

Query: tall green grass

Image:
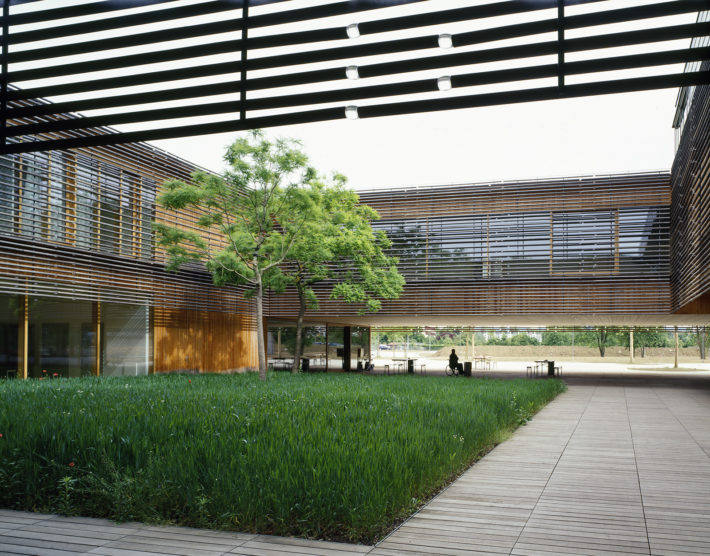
[0,374,564,542]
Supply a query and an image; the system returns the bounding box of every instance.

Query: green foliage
[0,374,564,543]
[486,335,510,346]
[541,330,572,346]
[510,334,540,346]
[154,130,320,377]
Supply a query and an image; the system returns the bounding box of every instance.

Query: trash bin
[301,358,310,373]
[547,360,555,377]
[463,361,472,377]
[407,359,414,373]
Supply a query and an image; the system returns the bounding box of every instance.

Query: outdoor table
[474,356,489,370]
[392,357,417,373]
[534,360,547,375]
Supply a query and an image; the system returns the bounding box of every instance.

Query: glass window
[99,163,121,254]
[75,155,98,250]
[0,294,19,378]
[18,152,49,240]
[102,303,151,376]
[48,152,66,243]
[551,211,617,274]
[27,298,93,378]
[121,172,139,257]
[0,155,16,236]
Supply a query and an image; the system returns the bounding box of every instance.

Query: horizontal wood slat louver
[0,99,256,328]
[266,172,672,319]
[1,0,709,153]
[671,60,710,313]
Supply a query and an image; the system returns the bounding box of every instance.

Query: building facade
[1,69,709,377]
[0,137,259,379]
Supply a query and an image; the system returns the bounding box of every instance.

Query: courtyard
[2,371,709,555]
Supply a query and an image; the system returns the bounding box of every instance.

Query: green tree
[510,333,539,346]
[284,175,404,372]
[625,327,670,358]
[697,326,707,360]
[575,326,619,357]
[154,130,315,380]
[542,329,572,346]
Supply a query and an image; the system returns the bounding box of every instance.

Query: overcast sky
[153,87,682,190]
[13,0,695,189]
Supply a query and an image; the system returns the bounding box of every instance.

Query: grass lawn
[0,373,564,543]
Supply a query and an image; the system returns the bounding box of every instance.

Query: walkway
[2,375,710,555]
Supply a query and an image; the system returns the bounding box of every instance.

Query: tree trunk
[698,326,706,360]
[597,327,607,357]
[255,278,267,381]
[292,282,307,373]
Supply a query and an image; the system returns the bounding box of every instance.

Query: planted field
[0,373,564,543]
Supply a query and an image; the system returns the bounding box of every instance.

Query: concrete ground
[2,372,710,555]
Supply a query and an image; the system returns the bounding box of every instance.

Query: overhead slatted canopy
[1,0,710,154]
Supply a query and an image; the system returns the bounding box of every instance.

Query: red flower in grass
[42,369,47,374]
[188,379,192,383]
[0,433,3,438]
[68,462,75,468]
[53,373,59,377]
[39,377,45,381]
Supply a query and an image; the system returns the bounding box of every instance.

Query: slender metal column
[93,301,101,376]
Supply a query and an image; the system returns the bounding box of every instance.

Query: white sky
[11,0,698,189]
[153,88,681,189]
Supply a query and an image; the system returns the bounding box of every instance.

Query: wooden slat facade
[267,172,673,320]
[671,60,710,314]
[0,100,259,374]
[154,308,258,373]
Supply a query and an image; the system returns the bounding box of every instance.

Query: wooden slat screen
[2,0,709,153]
[267,172,672,319]
[671,62,710,313]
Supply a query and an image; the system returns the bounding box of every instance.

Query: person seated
[449,349,464,373]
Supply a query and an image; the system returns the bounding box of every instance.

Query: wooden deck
[2,375,710,555]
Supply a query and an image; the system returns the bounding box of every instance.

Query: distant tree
[696,326,707,360]
[154,130,315,380]
[576,326,620,357]
[542,330,572,346]
[486,334,511,346]
[626,327,671,358]
[510,333,540,346]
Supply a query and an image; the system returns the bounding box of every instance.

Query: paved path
[2,375,710,555]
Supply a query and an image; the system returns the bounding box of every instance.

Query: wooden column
[92,301,101,376]
[17,295,28,379]
[629,328,634,363]
[674,326,679,369]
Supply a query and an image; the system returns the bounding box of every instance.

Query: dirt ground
[426,345,708,364]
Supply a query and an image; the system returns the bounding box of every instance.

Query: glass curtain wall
[0,294,19,378]
[102,303,151,376]
[0,296,151,379]
[351,326,370,370]
[27,297,93,378]
[267,322,327,371]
